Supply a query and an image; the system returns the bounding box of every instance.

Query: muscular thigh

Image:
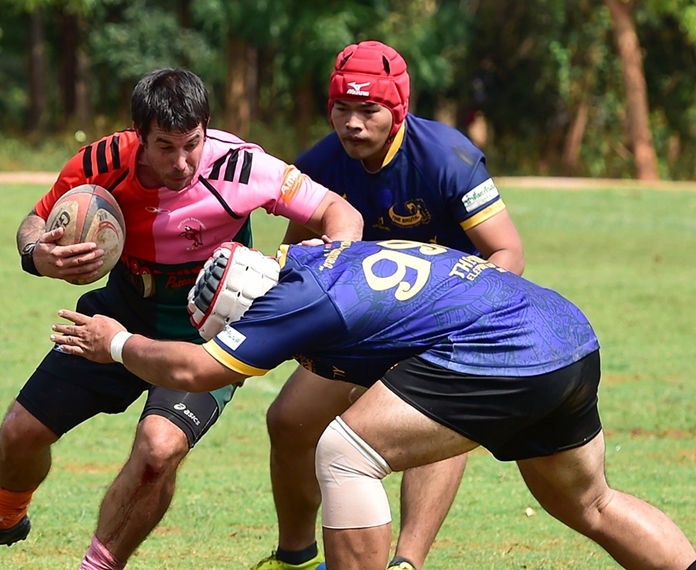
[341,381,476,472]
[269,365,356,443]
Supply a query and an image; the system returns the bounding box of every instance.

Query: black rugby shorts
[17,346,229,448]
[380,350,602,461]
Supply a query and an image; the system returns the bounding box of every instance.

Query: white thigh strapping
[315,416,393,529]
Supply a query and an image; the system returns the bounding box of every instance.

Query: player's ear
[133,124,145,146]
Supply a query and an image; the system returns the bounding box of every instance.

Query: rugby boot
[250,550,323,570]
[0,515,31,546]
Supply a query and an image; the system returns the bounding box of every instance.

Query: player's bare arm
[282,219,321,245]
[466,209,525,276]
[17,210,105,280]
[51,310,245,393]
[303,191,363,242]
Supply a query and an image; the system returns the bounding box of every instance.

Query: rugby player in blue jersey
[52,239,696,570]
[260,40,525,570]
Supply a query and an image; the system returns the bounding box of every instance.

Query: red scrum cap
[328,40,410,140]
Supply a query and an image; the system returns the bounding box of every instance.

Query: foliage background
[2,0,696,178]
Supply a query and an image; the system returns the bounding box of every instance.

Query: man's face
[139,123,206,191]
[331,100,393,169]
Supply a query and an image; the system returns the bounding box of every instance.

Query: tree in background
[1,0,696,179]
[606,0,659,180]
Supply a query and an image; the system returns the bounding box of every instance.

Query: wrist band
[20,241,42,277]
[110,331,133,363]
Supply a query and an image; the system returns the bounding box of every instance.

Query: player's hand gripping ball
[187,242,280,340]
[45,184,126,285]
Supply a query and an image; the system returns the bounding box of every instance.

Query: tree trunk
[75,44,90,126]
[60,10,79,124]
[224,37,254,138]
[433,97,456,128]
[178,0,192,28]
[561,99,589,176]
[28,8,47,132]
[605,0,659,180]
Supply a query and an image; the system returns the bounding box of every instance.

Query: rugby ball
[46,184,126,285]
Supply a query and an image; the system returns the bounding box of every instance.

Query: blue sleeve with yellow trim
[203,263,345,376]
[407,116,506,233]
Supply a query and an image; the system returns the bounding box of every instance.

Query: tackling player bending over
[53,239,695,570]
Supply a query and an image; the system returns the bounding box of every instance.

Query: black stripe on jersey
[209,153,228,180]
[197,175,243,219]
[239,151,253,184]
[106,169,129,192]
[224,149,239,181]
[83,144,93,177]
[96,140,108,174]
[111,135,121,169]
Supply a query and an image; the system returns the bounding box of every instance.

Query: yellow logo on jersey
[280,165,305,204]
[388,199,432,228]
[295,354,315,373]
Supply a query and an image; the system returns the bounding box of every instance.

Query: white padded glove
[187,242,280,340]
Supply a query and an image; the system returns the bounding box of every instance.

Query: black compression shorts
[17,345,236,447]
[380,350,602,461]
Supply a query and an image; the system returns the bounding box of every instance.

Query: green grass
[0,183,695,569]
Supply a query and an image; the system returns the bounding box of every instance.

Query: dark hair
[131,68,210,139]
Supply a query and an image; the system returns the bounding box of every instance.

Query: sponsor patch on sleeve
[218,326,246,350]
[280,165,306,204]
[462,178,500,212]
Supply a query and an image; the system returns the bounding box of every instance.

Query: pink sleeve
[233,152,329,224]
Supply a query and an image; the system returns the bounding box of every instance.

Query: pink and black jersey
[35,129,329,340]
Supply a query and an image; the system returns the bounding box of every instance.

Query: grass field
[0,182,695,569]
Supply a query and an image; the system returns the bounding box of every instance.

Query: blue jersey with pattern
[204,240,599,387]
[294,115,506,253]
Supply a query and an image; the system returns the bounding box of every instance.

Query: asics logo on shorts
[173,402,200,425]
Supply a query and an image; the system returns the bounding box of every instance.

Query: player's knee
[571,487,618,539]
[0,403,56,457]
[315,417,392,529]
[266,393,324,448]
[132,417,189,473]
[266,396,296,442]
[267,376,353,448]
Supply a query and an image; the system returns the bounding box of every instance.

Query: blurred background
[1,0,696,180]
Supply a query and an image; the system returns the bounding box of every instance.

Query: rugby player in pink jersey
[0,67,362,570]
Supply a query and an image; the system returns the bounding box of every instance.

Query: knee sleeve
[316,417,392,529]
